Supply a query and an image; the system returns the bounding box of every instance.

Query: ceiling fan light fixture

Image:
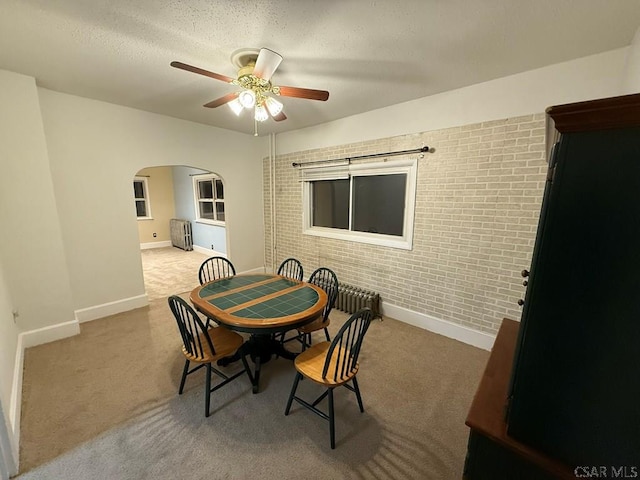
[238,89,256,109]
[254,104,269,122]
[228,98,243,116]
[265,96,283,116]
[171,48,329,130]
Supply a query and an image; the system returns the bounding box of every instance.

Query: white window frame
[193,174,225,226]
[302,159,417,250]
[133,177,152,220]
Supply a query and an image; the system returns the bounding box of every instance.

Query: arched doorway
[133,165,229,300]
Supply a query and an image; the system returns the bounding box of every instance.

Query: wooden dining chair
[277,257,304,281]
[168,295,252,417]
[198,256,236,285]
[272,257,305,344]
[297,267,339,349]
[284,308,373,449]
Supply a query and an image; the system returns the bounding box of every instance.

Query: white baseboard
[74,294,148,323]
[20,319,80,349]
[238,266,267,275]
[10,318,81,451]
[140,241,172,250]
[7,338,22,475]
[192,245,225,257]
[9,293,149,459]
[9,335,23,470]
[381,302,496,351]
[191,247,264,275]
[0,399,17,479]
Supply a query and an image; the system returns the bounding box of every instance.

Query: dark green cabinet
[506,93,640,467]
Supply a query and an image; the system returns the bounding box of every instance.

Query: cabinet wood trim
[465,318,575,479]
[547,92,640,133]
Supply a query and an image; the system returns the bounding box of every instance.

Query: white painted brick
[264,114,547,335]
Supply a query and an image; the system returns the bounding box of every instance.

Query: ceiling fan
[171,47,329,131]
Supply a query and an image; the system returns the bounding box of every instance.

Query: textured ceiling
[1,0,640,136]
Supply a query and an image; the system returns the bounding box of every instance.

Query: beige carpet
[17,251,490,478]
[140,247,210,300]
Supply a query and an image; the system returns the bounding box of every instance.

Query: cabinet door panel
[507,127,640,466]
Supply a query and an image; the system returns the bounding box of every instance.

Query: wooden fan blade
[170,61,234,83]
[203,92,239,108]
[271,110,287,122]
[253,48,283,81]
[278,86,329,101]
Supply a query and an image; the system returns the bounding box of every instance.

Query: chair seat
[298,316,329,334]
[182,326,244,363]
[294,342,359,387]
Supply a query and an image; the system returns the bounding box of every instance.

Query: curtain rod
[291,145,430,167]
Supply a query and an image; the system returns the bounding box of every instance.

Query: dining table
[189,273,328,393]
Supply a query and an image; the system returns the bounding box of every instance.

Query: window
[133,177,151,219]
[303,159,417,250]
[193,174,225,225]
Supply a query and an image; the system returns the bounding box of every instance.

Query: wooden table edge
[189,275,328,331]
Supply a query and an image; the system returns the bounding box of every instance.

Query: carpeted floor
[16,249,490,479]
[140,247,210,300]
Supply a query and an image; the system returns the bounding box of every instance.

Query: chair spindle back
[168,295,216,360]
[277,258,304,281]
[199,256,236,285]
[322,308,373,382]
[308,267,339,321]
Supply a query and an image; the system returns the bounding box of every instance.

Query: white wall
[0,70,267,470]
[0,260,18,474]
[38,89,267,314]
[0,69,72,473]
[268,46,635,348]
[276,48,630,155]
[0,71,76,332]
[622,27,640,94]
[266,114,549,349]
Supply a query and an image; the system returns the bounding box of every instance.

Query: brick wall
[264,114,547,335]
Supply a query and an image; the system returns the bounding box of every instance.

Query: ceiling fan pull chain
[254,118,258,137]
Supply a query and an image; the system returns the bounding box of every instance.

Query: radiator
[335,283,382,320]
[170,218,193,251]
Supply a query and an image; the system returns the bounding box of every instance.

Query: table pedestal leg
[217,333,298,393]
